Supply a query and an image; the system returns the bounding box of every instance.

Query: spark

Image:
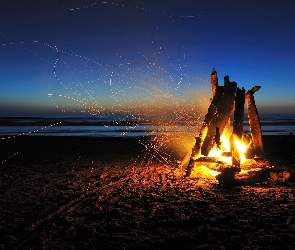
[1,152,19,165]
[0,40,38,46]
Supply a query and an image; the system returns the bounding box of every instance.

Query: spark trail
[1,2,208,166]
[63,1,205,19]
[44,35,206,165]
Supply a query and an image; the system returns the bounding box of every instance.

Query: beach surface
[1,135,295,249]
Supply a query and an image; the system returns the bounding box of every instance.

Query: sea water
[243,113,295,135]
[0,115,158,138]
[0,113,294,137]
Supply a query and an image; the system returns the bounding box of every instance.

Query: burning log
[245,86,265,159]
[195,69,224,156]
[185,70,221,169]
[233,87,246,137]
[231,87,246,166]
[189,70,232,159]
[201,76,237,156]
[185,69,223,175]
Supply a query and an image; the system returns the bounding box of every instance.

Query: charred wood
[190,69,223,160]
[231,87,246,166]
[233,87,245,137]
[201,79,237,156]
[211,68,218,97]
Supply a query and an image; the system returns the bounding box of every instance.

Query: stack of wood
[186,68,265,176]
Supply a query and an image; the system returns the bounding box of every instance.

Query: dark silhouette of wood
[231,87,246,166]
[211,68,218,97]
[245,86,265,158]
[233,87,245,137]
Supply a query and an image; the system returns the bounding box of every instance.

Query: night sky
[1,0,295,116]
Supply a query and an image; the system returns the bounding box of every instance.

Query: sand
[0,135,295,249]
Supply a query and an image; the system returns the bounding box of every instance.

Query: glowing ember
[189,165,220,183]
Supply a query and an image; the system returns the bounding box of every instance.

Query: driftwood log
[201,77,237,156]
[196,70,223,156]
[245,86,265,158]
[231,87,246,166]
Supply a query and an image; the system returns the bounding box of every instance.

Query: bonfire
[180,68,290,185]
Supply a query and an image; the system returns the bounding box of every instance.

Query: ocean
[0,113,294,138]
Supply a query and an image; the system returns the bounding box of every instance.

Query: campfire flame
[205,128,249,167]
[233,135,248,163]
[208,129,231,164]
[191,129,249,178]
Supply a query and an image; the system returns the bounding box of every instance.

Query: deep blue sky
[1,0,295,116]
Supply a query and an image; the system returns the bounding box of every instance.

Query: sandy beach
[1,135,295,249]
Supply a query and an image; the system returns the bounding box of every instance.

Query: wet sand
[0,135,295,249]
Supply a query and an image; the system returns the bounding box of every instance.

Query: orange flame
[233,136,247,163]
[197,129,250,178]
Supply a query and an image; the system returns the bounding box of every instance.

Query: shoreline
[1,119,295,127]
